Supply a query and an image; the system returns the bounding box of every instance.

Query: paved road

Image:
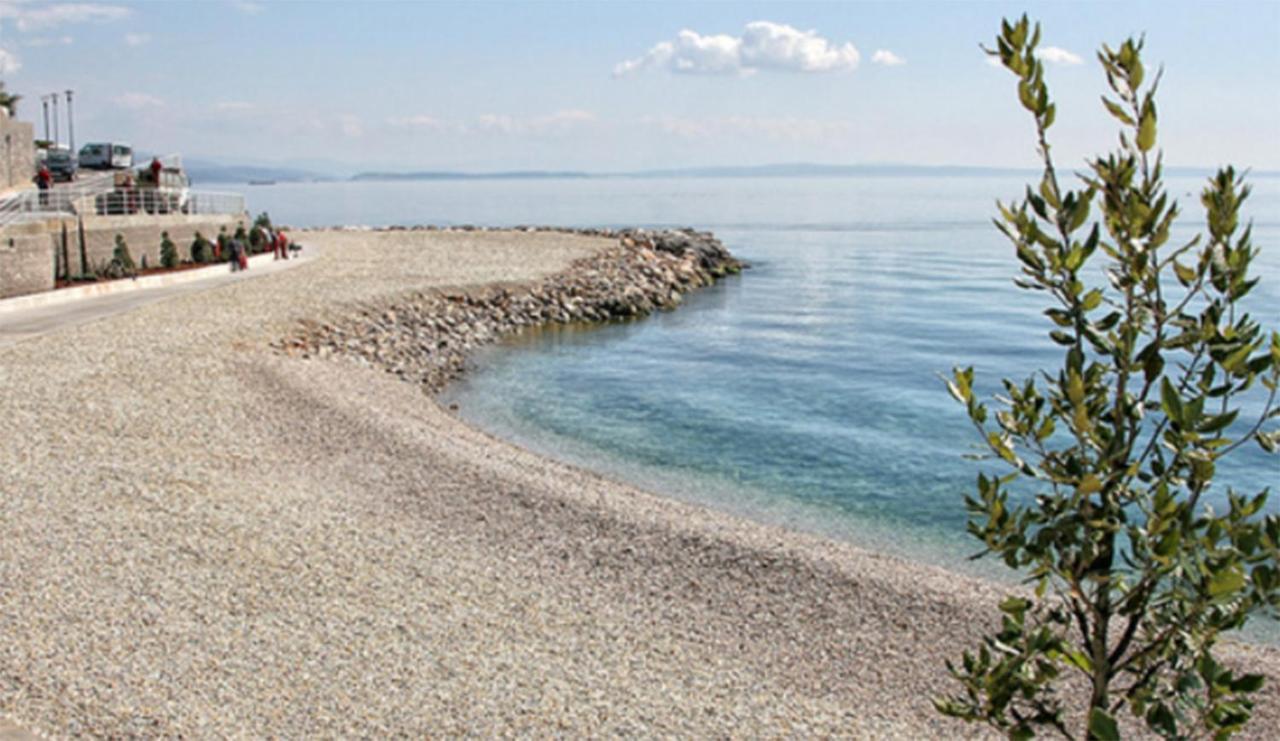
[0,249,314,347]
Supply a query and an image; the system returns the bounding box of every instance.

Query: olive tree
[937,16,1280,739]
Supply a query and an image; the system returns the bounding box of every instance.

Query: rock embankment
[277,228,742,391]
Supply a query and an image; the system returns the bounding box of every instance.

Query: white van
[79,142,133,170]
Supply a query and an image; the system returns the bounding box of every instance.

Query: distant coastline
[183,160,1280,185]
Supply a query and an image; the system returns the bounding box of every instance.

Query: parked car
[46,148,77,181]
[78,142,133,170]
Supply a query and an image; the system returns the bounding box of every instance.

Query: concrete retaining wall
[0,112,35,192]
[0,230,55,298]
[74,213,245,275]
[0,212,246,299]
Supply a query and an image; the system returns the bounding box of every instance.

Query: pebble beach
[2,229,1278,737]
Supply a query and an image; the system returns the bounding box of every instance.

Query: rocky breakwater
[277,228,743,392]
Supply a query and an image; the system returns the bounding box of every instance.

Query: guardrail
[0,183,245,228]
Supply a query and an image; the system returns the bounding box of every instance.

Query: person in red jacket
[149,157,163,185]
[274,230,289,260]
[35,164,51,205]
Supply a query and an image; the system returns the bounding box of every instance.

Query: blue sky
[1,0,1277,173]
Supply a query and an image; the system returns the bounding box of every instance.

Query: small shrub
[253,211,273,230]
[112,234,136,277]
[190,231,210,263]
[160,231,178,268]
[937,16,1279,739]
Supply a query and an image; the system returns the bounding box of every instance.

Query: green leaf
[1101,96,1134,125]
[1160,377,1183,424]
[1209,566,1246,599]
[1173,260,1197,286]
[1089,708,1121,741]
[1199,410,1239,434]
[1137,109,1157,152]
[1081,289,1103,311]
[1231,674,1266,693]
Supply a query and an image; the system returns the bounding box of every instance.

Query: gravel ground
[1,229,1276,737]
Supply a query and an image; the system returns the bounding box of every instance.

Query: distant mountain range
[182,159,335,184]
[351,163,1033,181]
[178,159,1278,184]
[351,170,594,181]
[349,163,1277,182]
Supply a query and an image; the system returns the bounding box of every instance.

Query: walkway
[0,248,314,347]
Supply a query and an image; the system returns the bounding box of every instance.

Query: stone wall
[0,111,35,193]
[72,212,245,274]
[0,212,246,299]
[0,224,55,298]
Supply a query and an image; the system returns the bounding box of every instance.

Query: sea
[247,174,1280,588]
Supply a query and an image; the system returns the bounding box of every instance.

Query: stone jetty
[278,227,743,392]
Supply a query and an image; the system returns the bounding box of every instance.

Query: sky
[0,0,1277,174]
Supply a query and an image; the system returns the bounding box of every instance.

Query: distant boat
[248,179,276,186]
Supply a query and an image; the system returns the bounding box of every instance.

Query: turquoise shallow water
[253,175,1280,579]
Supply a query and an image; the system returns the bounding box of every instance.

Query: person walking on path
[35,164,51,206]
[230,237,248,272]
[273,230,289,260]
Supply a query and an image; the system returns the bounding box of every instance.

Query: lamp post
[50,92,58,146]
[41,95,49,141]
[65,90,74,153]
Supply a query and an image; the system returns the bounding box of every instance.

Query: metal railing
[0,181,244,228]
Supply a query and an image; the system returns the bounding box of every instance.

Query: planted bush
[111,234,136,277]
[190,231,211,263]
[159,231,178,269]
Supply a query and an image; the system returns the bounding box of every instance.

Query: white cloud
[615,20,858,77]
[387,111,596,136]
[387,114,448,130]
[871,49,905,66]
[475,109,597,134]
[113,92,164,110]
[0,47,20,75]
[740,21,859,72]
[24,35,74,47]
[641,114,854,142]
[339,114,363,138]
[1036,46,1083,65]
[229,1,263,15]
[985,46,1082,68]
[215,101,252,112]
[0,2,130,32]
[124,32,150,47]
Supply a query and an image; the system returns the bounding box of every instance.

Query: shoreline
[2,227,1276,736]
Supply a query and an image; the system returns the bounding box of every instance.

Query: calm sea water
[250,175,1280,578]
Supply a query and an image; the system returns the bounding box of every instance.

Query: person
[274,229,289,260]
[149,157,163,186]
[229,237,248,272]
[35,164,51,206]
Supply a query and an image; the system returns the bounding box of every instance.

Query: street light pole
[65,90,74,153]
[41,95,49,142]
[50,93,58,146]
